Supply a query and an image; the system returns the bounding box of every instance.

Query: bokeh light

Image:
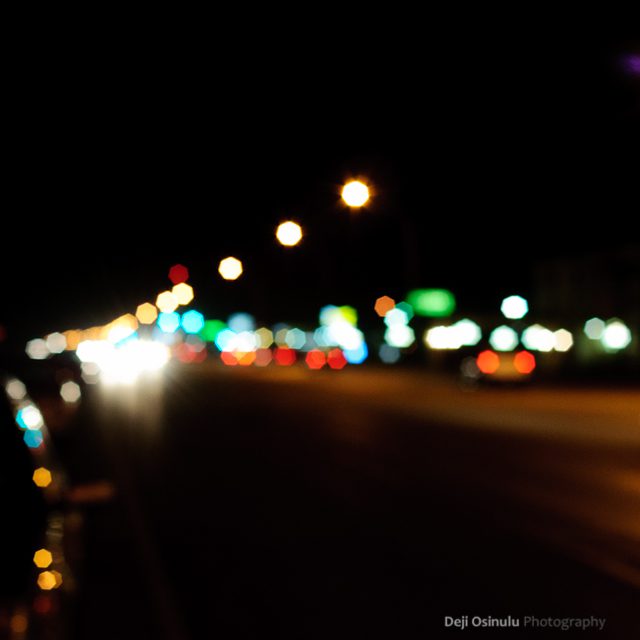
[156,291,179,313]
[553,329,574,352]
[285,328,306,350]
[33,549,53,569]
[24,430,44,449]
[327,348,347,370]
[17,405,44,430]
[136,303,158,325]
[306,350,326,369]
[45,333,67,354]
[406,289,456,317]
[26,339,50,360]
[37,571,60,591]
[513,351,536,374]
[341,180,370,207]
[274,347,296,366]
[476,350,500,374]
[254,348,273,367]
[276,221,303,246]
[181,310,205,334]
[395,301,414,321]
[201,320,227,343]
[219,257,243,280]
[500,295,529,320]
[374,296,395,318]
[453,319,482,346]
[343,342,368,364]
[5,378,27,400]
[168,264,189,285]
[584,317,605,340]
[489,326,519,352]
[384,308,409,327]
[172,283,195,306]
[379,344,401,364]
[255,327,274,348]
[32,468,52,488]
[521,324,555,352]
[157,312,181,334]
[424,326,462,350]
[228,313,256,333]
[60,380,81,403]
[601,320,632,351]
[384,325,415,348]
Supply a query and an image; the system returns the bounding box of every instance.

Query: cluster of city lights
[3,376,69,603]
[584,317,632,352]
[24,262,377,384]
[25,278,638,384]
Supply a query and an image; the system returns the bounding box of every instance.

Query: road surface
[54,363,640,639]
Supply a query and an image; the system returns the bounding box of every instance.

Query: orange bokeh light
[374,296,396,318]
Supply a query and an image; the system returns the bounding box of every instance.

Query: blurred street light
[341,180,370,207]
[501,295,528,320]
[156,291,179,313]
[218,257,243,281]
[172,283,194,305]
[276,221,303,247]
[136,302,158,325]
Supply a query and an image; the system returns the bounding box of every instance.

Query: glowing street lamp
[276,221,303,247]
[341,180,370,207]
[218,257,243,281]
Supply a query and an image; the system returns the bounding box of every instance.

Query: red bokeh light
[306,350,326,370]
[33,594,54,616]
[220,351,238,366]
[254,348,272,367]
[274,347,296,366]
[476,350,500,374]
[327,348,347,370]
[169,264,189,285]
[513,350,536,375]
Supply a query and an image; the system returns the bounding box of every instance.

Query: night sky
[2,33,638,342]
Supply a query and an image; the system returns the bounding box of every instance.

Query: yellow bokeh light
[172,283,194,305]
[218,257,243,281]
[341,180,370,207]
[32,467,52,488]
[114,314,138,331]
[255,327,274,348]
[156,291,179,313]
[33,548,53,569]
[276,221,303,247]
[37,571,57,591]
[136,302,158,325]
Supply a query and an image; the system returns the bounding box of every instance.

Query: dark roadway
[55,364,640,639]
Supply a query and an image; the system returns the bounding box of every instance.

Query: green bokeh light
[405,289,456,317]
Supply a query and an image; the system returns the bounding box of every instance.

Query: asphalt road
[56,363,640,639]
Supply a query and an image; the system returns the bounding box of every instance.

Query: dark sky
[2,32,638,341]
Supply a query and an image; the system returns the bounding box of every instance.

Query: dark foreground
[54,364,640,639]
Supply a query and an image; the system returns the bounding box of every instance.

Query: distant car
[460,350,536,385]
